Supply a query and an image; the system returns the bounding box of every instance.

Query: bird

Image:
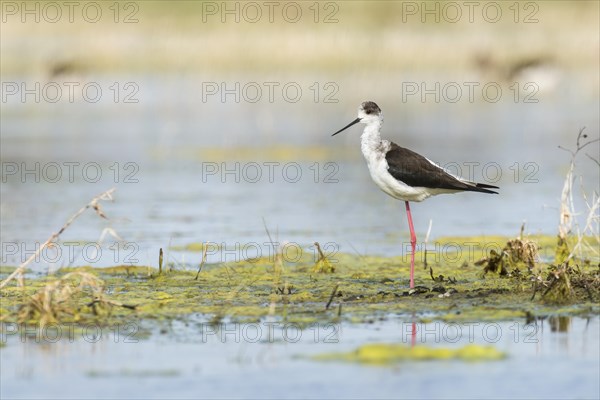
[332,101,499,289]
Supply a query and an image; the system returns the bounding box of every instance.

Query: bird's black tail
[469,182,499,194]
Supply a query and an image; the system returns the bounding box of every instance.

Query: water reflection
[1,316,598,399]
[548,315,571,333]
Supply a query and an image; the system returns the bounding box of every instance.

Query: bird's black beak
[331,118,361,136]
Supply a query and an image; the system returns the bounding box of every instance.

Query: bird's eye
[365,110,372,115]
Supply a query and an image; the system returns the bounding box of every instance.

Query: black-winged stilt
[332,101,499,289]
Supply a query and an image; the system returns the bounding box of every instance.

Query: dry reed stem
[568,177,600,261]
[12,271,136,326]
[16,271,103,325]
[557,128,600,261]
[0,188,116,290]
[194,244,208,280]
[423,219,433,269]
[325,283,340,310]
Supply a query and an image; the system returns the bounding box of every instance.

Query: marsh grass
[14,271,135,326]
[557,128,600,264]
[539,129,600,303]
[476,235,539,276]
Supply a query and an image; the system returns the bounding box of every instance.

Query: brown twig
[325,283,339,310]
[519,221,526,240]
[158,248,164,274]
[0,188,116,290]
[87,298,137,310]
[314,242,326,261]
[194,244,208,280]
[423,219,433,269]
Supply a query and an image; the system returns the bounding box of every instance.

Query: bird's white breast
[360,137,450,202]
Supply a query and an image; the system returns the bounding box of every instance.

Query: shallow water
[1,316,598,399]
[1,74,599,270]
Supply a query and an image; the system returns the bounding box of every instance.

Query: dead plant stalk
[558,128,600,261]
[0,188,116,290]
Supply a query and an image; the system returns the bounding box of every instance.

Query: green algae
[1,235,598,338]
[0,266,19,275]
[312,242,335,274]
[555,236,571,265]
[312,343,506,365]
[169,242,220,252]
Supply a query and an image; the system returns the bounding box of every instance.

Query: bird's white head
[332,101,383,136]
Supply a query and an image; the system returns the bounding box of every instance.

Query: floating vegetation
[540,264,574,304]
[13,271,136,326]
[429,267,456,283]
[477,236,539,276]
[555,236,571,266]
[169,242,221,252]
[532,262,600,304]
[312,242,335,274]
[1,234,598,332]
[312,343,506,365]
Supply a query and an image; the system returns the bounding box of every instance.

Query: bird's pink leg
[405,201,416,289]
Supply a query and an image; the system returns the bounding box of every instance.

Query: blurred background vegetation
[2,1,599,76]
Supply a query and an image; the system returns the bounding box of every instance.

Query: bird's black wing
[385,142,498,193]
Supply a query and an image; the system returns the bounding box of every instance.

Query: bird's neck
[360,121,383,155]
